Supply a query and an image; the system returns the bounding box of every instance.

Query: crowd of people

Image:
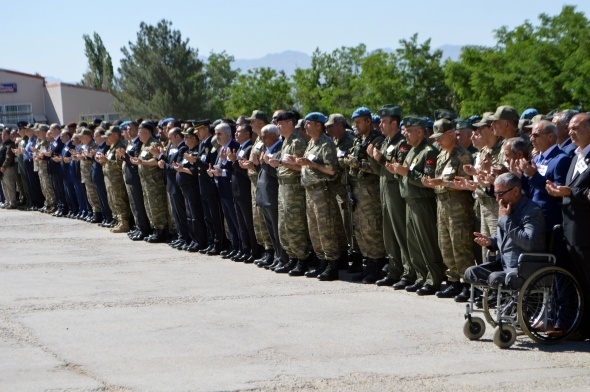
[0,105,589,339]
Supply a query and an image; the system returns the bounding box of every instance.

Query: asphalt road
[1,209,589,391]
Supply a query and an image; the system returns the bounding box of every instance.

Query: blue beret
[305,112,328,124]
[120,121,131,129]
[372,115,381,124]
[351,107,371,120]
[17,121,28,127]
[93,118,102,123]
[520,108,538,120]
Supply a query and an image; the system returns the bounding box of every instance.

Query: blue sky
[2,0,587,83]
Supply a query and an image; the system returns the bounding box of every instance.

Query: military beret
[160,118,175,127]
[425,116,434,130]
[351,107,372,120]
[79,128,93,137]
[489,105,519,122]
[431,119,455,138]
[120,120,131,129]
[325,113,347,126]
[454,118,473,131]
[275,111,299,122]
[520,108,538,120]
[305,112,328,124]
[246,110,269,123]
[93,118,102,124]
[372,115,381,124]
[434,109,458,121]
[376,104,402,118]
[16,121,28,128]
[105,126,121,136]
[402,116,428,128]
[472,112,495,128]
[139,121,155,133]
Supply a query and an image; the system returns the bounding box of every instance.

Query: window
[0,103,32,125]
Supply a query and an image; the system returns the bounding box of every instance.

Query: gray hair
[261,124,279,136]
[214,123,231,135]
[505,137,530,159]
[495,172,521,189]
[534,120,557,137]
[557,110,577,126]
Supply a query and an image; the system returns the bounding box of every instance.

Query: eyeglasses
[494,186,515,198]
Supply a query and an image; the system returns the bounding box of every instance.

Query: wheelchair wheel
[493,325,517,349]
[464,317,486,340]
[518,267,583,344]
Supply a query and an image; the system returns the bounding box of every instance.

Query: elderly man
[465,172,545,287]
[552,110,578,157]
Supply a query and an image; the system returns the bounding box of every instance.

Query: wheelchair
[462,227,584,349]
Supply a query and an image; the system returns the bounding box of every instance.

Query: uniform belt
[278,177,300,185]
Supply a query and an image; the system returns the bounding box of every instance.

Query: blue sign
[0,83,17,93]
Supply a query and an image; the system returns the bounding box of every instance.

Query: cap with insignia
[472,112,495,128]
[325,113,347,126]
[105,126,121,136]
[275,111,299,122]
[193,119,211,131]
[454,118,473,131]
[351,107,372,120]
[431,118,455,138]
[305,112,328,124]
[434,109,458,121]
[402,116,428,128]
[79,128,93,137]
[489,105,520,122]
[245,110,269,123]
[38,124,50,132]
[16,121,28,128]
[182,127,197,137]
[376,104,402,118]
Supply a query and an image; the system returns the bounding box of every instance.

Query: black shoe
[436,282,463,298]
[317,260,339,281]
[289,259,308,276]
[305,259,327,278]
[393,280,413,290]
[417,284,440,296]
[454,286,471,303]
[39,206,47,213]
[275,258,298,274]
[222,250,238,260]
[347,256,364,273]
[206,248,221,256]
[220,249,233,257]
[199,244,214,254]
[243,255,256,264]
[405,283,423,292]
[376,277,399,286]
[475,291,497,309]
[131,232,148,241]
[172,240,187,249]
[145,229,165,243]
[186,242,204,253]
[362,259,386,284]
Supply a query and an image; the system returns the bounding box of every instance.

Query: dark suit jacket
[523,146,571,229]
[560,138,577,158]
[61,140,74,183]
[256,140,282,209]
[122,136,143,185]
[231,140,253,198]
[562,149,590,247]
[49,137,65,176]
[196,136,217,190]
[162,140,188,194]
[215,139,240,200]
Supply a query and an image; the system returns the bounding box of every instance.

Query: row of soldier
[0,106,587,302]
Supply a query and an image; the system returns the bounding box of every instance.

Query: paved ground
[1,210,589,392]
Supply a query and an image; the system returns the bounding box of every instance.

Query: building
[0,68,120,127]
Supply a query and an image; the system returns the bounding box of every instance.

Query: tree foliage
[80,32,114,90]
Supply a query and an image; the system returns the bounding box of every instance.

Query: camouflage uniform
[400,139,445,287]
[103,140,130,222]
[334,130,356,253]
[249,136,273,251]
[377,131,414,281]
[477,138,502,260]
[344,129,385,260]
[35,138,56,209]
[138,137,168,230]
[277,133,308,259]
[80,141,101,214]
[302,133,340,261]
[434,145,475,282]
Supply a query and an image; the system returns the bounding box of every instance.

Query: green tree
[225,67,294,118]
[114,19,206,119]
[203,51,239,119]
[80,32,114,90]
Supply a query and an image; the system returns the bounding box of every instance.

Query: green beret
[403,116,428,128]
[376,104,402,118]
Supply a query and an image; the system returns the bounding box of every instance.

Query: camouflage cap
[524,114,548,129]
[472,112,495,128]
[37,124,50,132]
[245,110,269,123]
[402,116,428,128]
[305,112,328,124]
[105,126,121,136]
[434,109,458,121]
[325,113,347,126]
[454,118,473,131]
[489,105,519,122]
[431,118,455,138]
[376,104,402,118]
[79,128,93,137]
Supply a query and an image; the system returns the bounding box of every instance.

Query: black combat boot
[318,260,339,281]
[288,258,309,276]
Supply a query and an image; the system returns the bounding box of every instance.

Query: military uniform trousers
[333,182,353,253]
[37,160,56,208]
[23,159,44,208]
[80,161,100,213]
[478,196,498,261]
[199,176,224,248]
[17,156,31,206]
[437,192,475,282]
[305,183,340,261]
[406,197,445,287]
[180,183,207,247]
[1,166,17,206]
[104,163,130,222]
[234,193,258,256]
[139,170,167,230]
[249,175,273,250]
[91,167,112,221]
[122,163,148,232]
[381,178,414,281]
[351,179,385,260]
[167,185,189,241]
[278,180,308,259]
[50,163,67,212]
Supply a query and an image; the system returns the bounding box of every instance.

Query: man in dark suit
[552,110,578,157]
[54,130,78,217]
[228,124,259,263]
[256,124,288,267]
[195,120,224,256]
[209,123,241,259]
[547,113,590,340]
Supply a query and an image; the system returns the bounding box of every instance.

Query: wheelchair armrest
[517,253,556,280]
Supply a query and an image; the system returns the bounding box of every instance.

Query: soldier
[75,129,102,223]
[0,128,18,209]
[491,105,529,164]
[47,124,68,217]
[98,126,131,233]
[130,122,168,243]
[91,128,114,226]
[23,125,44,210]
[372,104,414,288]
[326,113,358,271]
[33,125,57,213]
[270,111,309,273]
[70,133,90,219]
[53,130,78,218]
[392,116,445,295]
[15,122,31,208]
[422,118,475,299]
[342,107,386,283]
[295,112,340,280]
[454,118,478,154]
